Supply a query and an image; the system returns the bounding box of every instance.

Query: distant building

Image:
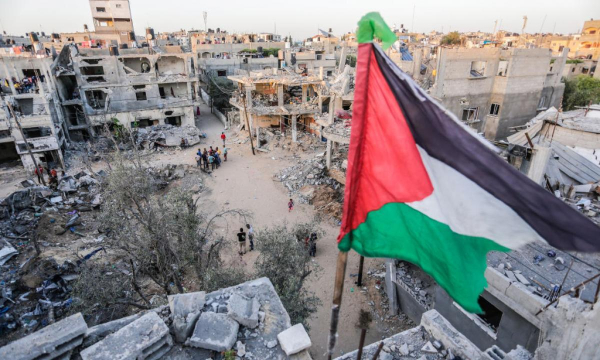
[89,0,135,45]
[430,47,567,140]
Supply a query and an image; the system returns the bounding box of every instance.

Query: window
[96,7,106,12]
[16,98,34,115]
[590,30,597,35]
[136,92,147,101]
[470,61,486,77]
[115,4,122,8]
[550,66,553,72]
[497,60,508,76]
[558,45,564,52]
[476,297,503,333]
[461,107,479,123]
[572,68,576,73]
[489,103,500,116]
[22,127,52,139]
[217,70,227,77]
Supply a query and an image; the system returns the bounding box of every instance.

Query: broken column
[168,291,206,343]
[278,84,284,106]
[227,292,260,328]
[0,313,88,360]
[326,139,332,169]
[80,312,172,360]
[187,312,239,352]
[302,85,308,103]
[292,115,298,142]
[385,259,398,315]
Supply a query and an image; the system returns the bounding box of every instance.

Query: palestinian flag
[338,13,600,313]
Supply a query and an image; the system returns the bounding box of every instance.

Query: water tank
[119,43,128,49]
[109,45,119,56]
[51,33,60,40]
[41,32,46,37]
[29,32,39,43]
[128,31,136,41]
[84,24,89,31]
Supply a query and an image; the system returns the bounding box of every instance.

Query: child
[221,132,226,146]
[208,154,215,170]
[223,147,228,161]
[288,198,294,212]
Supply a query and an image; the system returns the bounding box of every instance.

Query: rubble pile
[325,118,352,138]
[255,129,325,152]
[0,171,106,345]
[394,262,435,309]
[558,184,600,225]
[0,278,313,360]
[134,125,205,149]
[274,155,341,201]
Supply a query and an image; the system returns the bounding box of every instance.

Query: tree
[254,222,322,328]
[100,154,248,297]
[207,75,235,113]
[441,31,461,46]
[562,76,600,111]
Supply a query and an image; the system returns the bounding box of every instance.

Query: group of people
[34,164,62,187]
[2,76,41,94]
[196,145,227,171]
[237,224,254,255]
[195,132,228,171]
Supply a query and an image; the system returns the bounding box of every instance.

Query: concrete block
[227,293,260,329]
[421,310,482,360]
[83,313,143,348]
[187,312,239,352]
[0,313,87,360]
[168,291,206,343]
[80,312,172,360]
[289,349,313,360]
[277,324,312,356]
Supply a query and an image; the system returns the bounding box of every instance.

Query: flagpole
[327,251,348,360]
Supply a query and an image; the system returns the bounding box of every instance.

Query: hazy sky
[0,0,597,40]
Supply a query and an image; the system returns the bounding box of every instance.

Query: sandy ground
[0,101,400,359]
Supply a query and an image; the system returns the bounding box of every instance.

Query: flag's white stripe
[406,146,546,249]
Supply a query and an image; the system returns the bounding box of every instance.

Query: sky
[0,0,597,40]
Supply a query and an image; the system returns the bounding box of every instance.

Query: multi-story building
[89,0,135,45]
[430,47,567,140]
[574,19,600,60]
[52,44,200,141]
[0,53,67,170]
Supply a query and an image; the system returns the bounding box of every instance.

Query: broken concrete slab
[168,291,206,343]
[187,312,239,352]
[0,312,87,360]
[277,324,312,356]
[82,312,143,348]
[80,312,172,360]
[505,270,518,282]
[514,273,531,286]
[421,341,438,354]
[0,240,18,266]
[227,292,260,329]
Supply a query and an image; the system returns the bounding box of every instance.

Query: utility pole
[241,92,255,155]
[6,102,47,186]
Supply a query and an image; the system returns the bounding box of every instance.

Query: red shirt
[50,169,57,178]
[221,134,226,140]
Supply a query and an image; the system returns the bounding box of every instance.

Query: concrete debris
[0,313,87,360]
[135,125,204,149]
[421,340,438,353]
[81,312,172,360]
[187,312,239,352]
[277,323,312,356]
[168,291,206,343]
[0,240,18,266]
[227,293,260,329]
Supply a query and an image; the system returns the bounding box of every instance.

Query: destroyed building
[0,54,67,170]
[52,44,200,140]
[228,70,324,141]
[430,47,567,140]
[0,277,316,360]
[88,0,136,46]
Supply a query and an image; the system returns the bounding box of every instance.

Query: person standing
[202,149,209,170]
[34,164,44,184]
[246,224,254,251]
[223,147,228,162]
[237,227,247,255]
[221,132,226,146]
[288,198,294,212]
[208,153,215,170]
[196,148,203,167]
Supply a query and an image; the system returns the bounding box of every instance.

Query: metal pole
[357,255,365,287]
[241,93,255,155]
[6,102,47,186]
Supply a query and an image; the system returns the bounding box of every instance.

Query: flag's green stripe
[338,202,510,313]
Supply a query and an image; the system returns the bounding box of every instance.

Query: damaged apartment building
[0,53,67,170]
[430,47,567,140]
[52,44,199,140]
[227,70,324,140]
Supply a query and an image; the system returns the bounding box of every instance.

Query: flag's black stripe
[372,44,600,251]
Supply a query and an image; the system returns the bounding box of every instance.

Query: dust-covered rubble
[134,125,206,149]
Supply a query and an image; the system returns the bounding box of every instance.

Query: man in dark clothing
[237,228,247,255]
[246,224,254,251]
